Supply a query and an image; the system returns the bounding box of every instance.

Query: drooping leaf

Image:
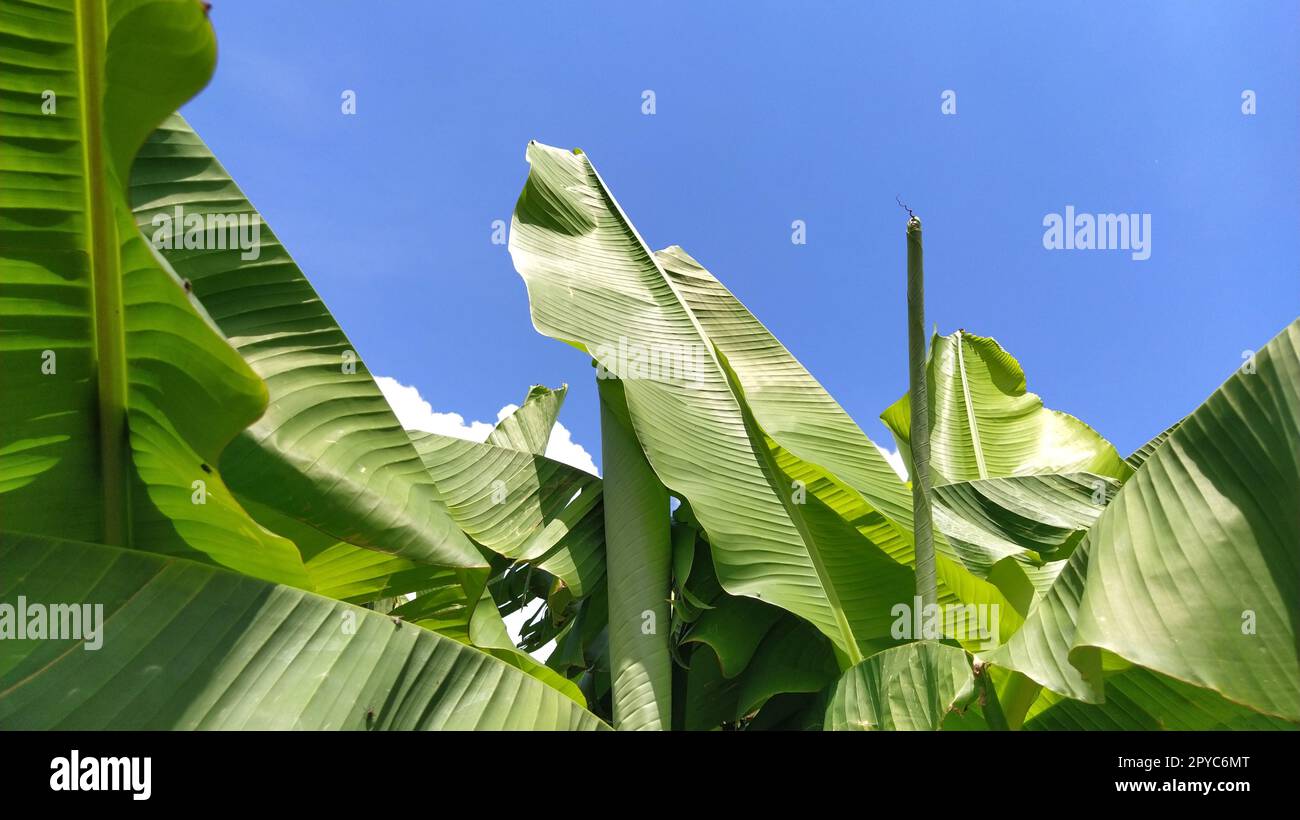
[681,595,783,679]
[734,618,840,719]
[743,692,827,730]
[682,644,742,731]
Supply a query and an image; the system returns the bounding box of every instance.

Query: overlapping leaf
[992,320,1300,722]
[509,143,934,659]
[0,0,303,584]
[0,532,605,729]
[129,114,481,568]
[406,426,605,595]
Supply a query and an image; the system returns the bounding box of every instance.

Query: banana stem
[907,216,937,608]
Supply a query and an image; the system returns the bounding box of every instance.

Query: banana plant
[507,140,1300,731]
[0,0,605,730]
[2,1,1295,731]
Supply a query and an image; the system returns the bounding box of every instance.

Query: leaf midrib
[75,0,130,545]
[954,331,988,480]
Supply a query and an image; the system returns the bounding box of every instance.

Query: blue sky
[182,1,1299,469]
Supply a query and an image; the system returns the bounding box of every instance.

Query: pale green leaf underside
[129,115,481,568]
[509,143,931,657]
[1073,320,1300,721]
[488,383,566,455]
[407,430,604,595]
[882,330,1131,486]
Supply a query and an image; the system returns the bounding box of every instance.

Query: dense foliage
[1,0,1296,730]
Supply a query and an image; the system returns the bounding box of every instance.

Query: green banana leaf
[387,567,487,644]
[509,142,944,661]
[407,431,599,565]
[0,531,605,729]
[931,472,1117,597]
[878,329,1131,630]
[243,495,468,606]
[682,644,742,730]
[1124,418,1183,471]
[933,473,1116,564]
[681,594,783,679]
[733,618,840,720]
[0,0,304,585]
[487,383,566,455]
[824,641,975,731]
[665,523,842,726]
[882,330,1131,485]
[991,319,1300,722]
[128,114,481,568]
[1024,668,1297,731]
[533,499,606,599]
[389,391,602,702]
[460,589,588,707]
[768,432,1021,636]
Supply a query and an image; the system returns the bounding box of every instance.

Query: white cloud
[542,417,600,475]
[876,443,909,481]
[375,376,496,441]
[375,376,599,476]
